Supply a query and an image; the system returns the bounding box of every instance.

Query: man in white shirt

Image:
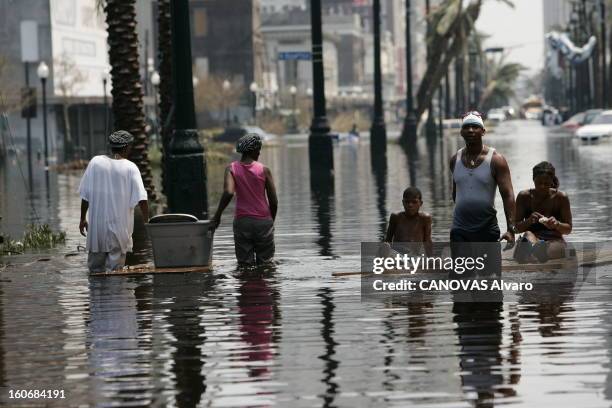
[78,130,149,272]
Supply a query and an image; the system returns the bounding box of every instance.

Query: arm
[423,214,433,256]
[450,154,457,202]
[138,200,149,222]
[493,153,516,242]
[546,193,572,235]
[264,166,278,221]
[79,199,89,236]
[384,213,397,243]
[211,166,235,229]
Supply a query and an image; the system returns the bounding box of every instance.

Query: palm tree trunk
[104,0,156,200]
[157,0,174,198]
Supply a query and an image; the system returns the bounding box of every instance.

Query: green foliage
[1,224,66,255]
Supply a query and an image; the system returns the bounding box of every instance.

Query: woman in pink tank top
[212,134,278,265]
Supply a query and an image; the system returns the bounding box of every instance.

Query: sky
[476,0,544,75]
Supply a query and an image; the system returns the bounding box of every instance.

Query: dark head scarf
[109,130,134,148]
[236,133,262,154]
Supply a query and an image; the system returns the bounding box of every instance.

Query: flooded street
[2,120,612,407]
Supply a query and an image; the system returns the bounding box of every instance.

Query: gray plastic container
[145,214,214,268]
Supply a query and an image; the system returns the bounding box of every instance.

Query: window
[193,8,207,37]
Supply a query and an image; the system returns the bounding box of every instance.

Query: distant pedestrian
[212,133,278,265]
[78,130,149,272]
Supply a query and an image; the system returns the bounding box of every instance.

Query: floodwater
[2,120,612,407]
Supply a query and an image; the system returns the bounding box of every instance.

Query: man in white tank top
[449,112,516,278]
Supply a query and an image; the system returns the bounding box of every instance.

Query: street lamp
[37,61,49,170]
[249,81,258,124]
[222,79,231,126]
[401,0,417,146]
[192,76,199,88]
[289,85,297,133]
[151,71,160,146]
[101,67,110,136]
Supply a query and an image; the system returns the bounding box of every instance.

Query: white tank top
[452,147,498,231]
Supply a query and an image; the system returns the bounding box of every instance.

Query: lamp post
[167,0,208,219]
[37,61,49,170]
[102,68,110,136]
[222,79,231,127]
[290,85,297,133]
[151,71,160,147]
[370,0,387,155]
[400,0,417,146]
[309,0,333,174]
[249,81,258,124]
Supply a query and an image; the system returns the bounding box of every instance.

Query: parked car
[487,109,506,124]
[575,110,612,141]
[214,126,278,144]
[561,112,586,132]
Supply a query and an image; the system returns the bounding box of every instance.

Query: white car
[487,109,506,124]
[575,111,612,141]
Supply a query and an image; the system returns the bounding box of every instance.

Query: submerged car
[575,110,612,141]
[561,109,603,133]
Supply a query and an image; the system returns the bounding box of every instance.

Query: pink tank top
[231,161,271,219]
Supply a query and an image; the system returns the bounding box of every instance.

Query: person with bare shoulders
[211,133,278,265]
[450,112,517,277]
[514,161,572,263]
[384,187,433,256]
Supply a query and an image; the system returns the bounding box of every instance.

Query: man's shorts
[233,217,275,265]
[450,223,501,278]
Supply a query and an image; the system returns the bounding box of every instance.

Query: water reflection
[453,302,512,407]
[311,172,335,257]
[154,274,212,407]
[87,277,154,406]
[370,151,387,240]
[236,266,280,381]
[318,287,339,407]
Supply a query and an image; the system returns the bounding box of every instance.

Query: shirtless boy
[384,187,433,256]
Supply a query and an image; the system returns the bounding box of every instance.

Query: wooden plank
[90,264,211,277]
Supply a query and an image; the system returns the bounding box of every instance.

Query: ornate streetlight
[37,61,49,170]
[371,0,387,154]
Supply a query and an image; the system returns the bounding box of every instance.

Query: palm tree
[97,0,156,200]
[479,60,526,111]
[414,0,514,122]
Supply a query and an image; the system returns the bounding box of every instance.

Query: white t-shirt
[78,155,148,253]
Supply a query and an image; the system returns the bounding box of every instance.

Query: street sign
[278,51,312,61]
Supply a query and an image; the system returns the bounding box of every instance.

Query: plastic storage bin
[145,214,214,268]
